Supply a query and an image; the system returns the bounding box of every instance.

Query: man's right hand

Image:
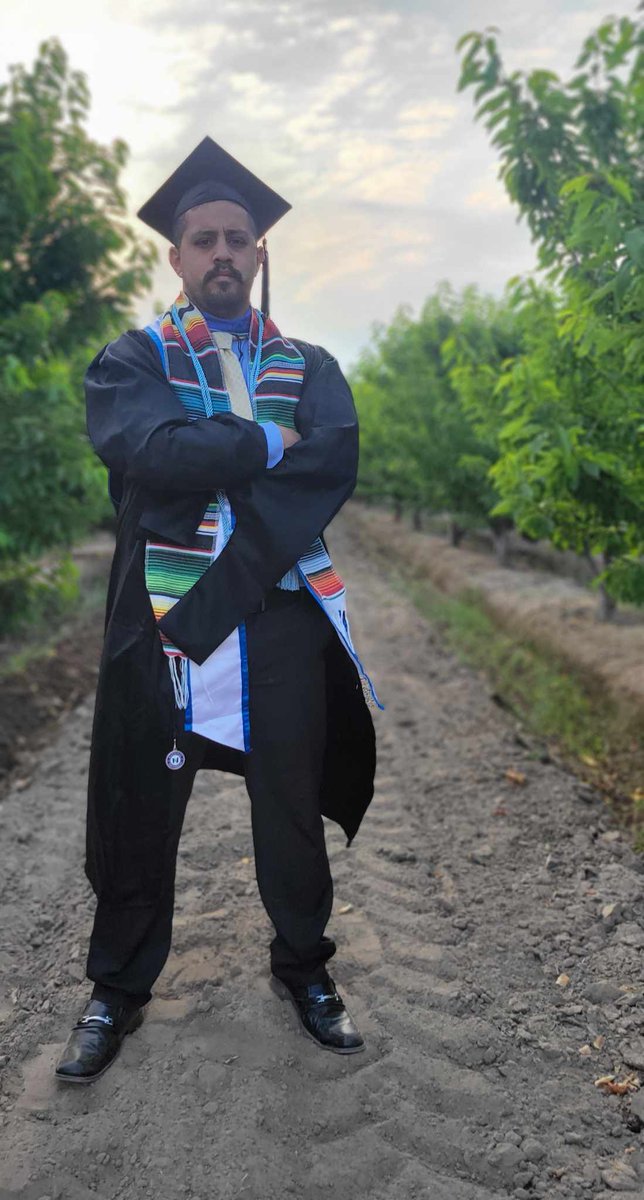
[277,425,302,449]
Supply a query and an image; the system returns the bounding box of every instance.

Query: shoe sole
[54,1008,145,1085]
[269,975,365,1054]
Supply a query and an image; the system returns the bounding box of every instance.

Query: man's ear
[169,244,182,277]
[256,241,266,273]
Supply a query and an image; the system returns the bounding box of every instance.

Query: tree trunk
[412,508,422,531]
[585,547,618,621]
[597,551,617,622]
[489,516,514,567]
[450,520,466,548]
[393,500,403,522]
[492,528,511,566]
[597,585,617,621]
[582,543,597,577]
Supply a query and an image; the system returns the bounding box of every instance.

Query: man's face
[168,200,262,318]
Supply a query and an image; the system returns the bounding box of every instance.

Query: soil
[1,509,644,1200]
[350,505,644,723]
[0,536,114,786]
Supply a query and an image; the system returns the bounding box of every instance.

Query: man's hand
[277,425,302,449]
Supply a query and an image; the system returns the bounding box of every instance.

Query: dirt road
[1,511,644,1200]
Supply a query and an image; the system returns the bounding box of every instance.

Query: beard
[193,270,250,318]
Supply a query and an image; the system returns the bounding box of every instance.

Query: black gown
[83,329,377,915]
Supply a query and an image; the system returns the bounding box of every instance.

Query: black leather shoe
[55,998,145,1084]
[270,974,365,1054]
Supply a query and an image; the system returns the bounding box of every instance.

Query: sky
[0,0,632,368]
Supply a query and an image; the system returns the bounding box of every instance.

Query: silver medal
[166,739,186,771]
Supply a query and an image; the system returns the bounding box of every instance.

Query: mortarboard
[137,136,292,315]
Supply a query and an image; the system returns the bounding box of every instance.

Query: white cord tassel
[215,490,233,546]
[168,655,189,710]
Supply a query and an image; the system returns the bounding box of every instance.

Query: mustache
[205,266,242,283]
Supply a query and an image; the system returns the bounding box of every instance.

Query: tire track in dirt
[1,508,643,1200]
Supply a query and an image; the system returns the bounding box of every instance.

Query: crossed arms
[84,329,349,495]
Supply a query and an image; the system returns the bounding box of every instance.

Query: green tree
[457,14,644,612]
[352,305,443,520]
[440,286,523,558]
[0,294,109,561]
[0,40,156,628]
[0,37,155,345]
[352,286,519,555]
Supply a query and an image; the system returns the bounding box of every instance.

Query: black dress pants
[88,587,337,1007]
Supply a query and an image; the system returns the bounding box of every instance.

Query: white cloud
[228,73,286,123]
[465,185,512,213]
[465,165,513,213]
[327,17,360,33]
[0,0,624,366]
[399,101,458,123]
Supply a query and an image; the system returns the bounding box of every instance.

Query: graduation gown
[84,328,377,906]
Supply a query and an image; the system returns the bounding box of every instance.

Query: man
[55,137,381,1084]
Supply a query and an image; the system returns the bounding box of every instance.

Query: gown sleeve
[85,329,269,492]
[158,343,360,663]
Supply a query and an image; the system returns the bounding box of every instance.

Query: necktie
[211,331,254,420]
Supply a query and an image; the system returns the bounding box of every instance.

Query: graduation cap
[137,136,291,315]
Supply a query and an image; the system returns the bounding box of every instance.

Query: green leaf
[624,227,644,269]
[456,31,481,52]
[560,174,593,197]
[605,173,633,203]
[614,260,635,307]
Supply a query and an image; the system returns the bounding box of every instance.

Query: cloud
[0,0,621,366]
[465,164,513,213]
[397,100,459,143]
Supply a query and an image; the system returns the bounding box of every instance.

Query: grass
[405,575,603,756]
[389,567,644,852]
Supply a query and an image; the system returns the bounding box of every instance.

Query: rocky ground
[1,510,644,1200]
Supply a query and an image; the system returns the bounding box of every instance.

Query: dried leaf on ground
[505,768,527,786]
[594,1073,640,1095]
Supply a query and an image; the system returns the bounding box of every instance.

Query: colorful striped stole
[143,295,381,753]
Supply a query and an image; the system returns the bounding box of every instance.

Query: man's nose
[213,243,233,261]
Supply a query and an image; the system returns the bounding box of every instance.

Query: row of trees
[0,40,155,627]
[352,14,644,614]
[1,21,642,626]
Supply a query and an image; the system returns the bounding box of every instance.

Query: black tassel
[260,237,270,317]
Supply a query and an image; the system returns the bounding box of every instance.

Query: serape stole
[143,295,381,753]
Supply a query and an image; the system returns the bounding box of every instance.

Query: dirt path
[1,511,644,1200]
